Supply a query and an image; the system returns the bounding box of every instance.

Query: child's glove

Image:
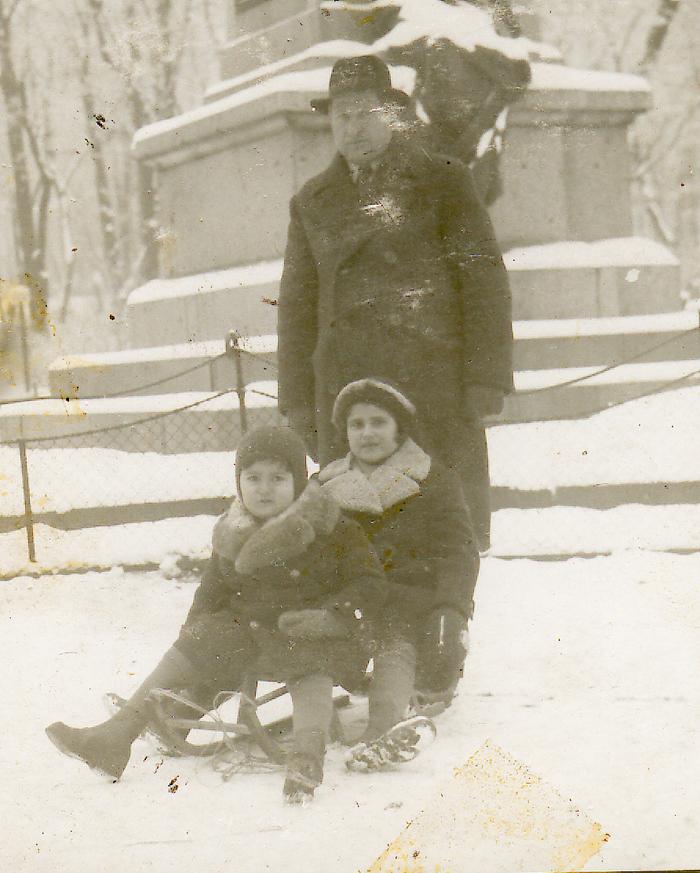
[278,608,350,640]
[416,607,469,694]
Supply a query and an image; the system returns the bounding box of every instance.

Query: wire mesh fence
[1,332,282,572]
[2,319,700,572]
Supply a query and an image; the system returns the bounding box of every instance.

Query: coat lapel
[304,141,427,285]
[319,439,432,514]
[233,480,341,575]
[305,155,374,279]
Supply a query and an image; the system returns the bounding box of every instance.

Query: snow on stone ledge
[134,59,416,148]
[504,238,678,272]
[326,0,561,63]
[48,335,279,371]
[207,39,373,102]
[529,63,649,94]
[127,260,284,306]
[49,339,227,369]
[513,310,698,340]
[125,237,678,312]
[491,503,700,557]
[0,384,277,418]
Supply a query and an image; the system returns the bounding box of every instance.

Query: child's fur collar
[318,438,431,514]
[212,479,340,574]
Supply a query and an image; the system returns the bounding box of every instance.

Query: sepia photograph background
[1,1,699,871]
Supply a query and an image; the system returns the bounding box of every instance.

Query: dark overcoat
[317,439,479,644]
[277,136,513,464]
[174,484,386,687]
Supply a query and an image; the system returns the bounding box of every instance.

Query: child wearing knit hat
[319,380,479,758]
[46,426,385,803]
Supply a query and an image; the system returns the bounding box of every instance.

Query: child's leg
[289,673,334,739]
[366,638,417,740]
[46,613,259,781]
[45,645,203,780]
[284,674,334,801]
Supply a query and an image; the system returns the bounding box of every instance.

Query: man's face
[329,90,394,168]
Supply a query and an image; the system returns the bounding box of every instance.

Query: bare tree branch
[0,0,24,27]
[640,0,682,71]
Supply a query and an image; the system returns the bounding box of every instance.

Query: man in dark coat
[278,55,513,550]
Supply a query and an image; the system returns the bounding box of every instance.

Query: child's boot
[363,639,416,742]
[46,646,200,780]
[283,674,333,803]
[283,728,326,804]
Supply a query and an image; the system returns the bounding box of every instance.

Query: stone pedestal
[130,49,678,333]
[42,1,690,435]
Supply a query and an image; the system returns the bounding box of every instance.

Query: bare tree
[64,0,221,304]
[640,0,681,71]
[0,0,52,327]
[0,0,223,337]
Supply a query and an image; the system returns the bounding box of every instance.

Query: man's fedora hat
[311,55,411,114]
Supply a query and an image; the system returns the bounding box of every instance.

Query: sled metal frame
[147,677,350,765]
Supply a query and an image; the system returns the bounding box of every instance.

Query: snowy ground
[3,553,699,872]
[4,501,700,580]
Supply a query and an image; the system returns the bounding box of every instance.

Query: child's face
[238,459,296,520]
[346,402,400,466]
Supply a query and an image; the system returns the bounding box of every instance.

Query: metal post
[225,330,248,432]
[18,439,36,563]
[18,302,31,394]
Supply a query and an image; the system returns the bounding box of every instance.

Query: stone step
[48,338,276,399]
[503,358,700,423]
[26,355,700,453]
[514,310,700,370]
[126,262,281,348]
[50,311,700,400]
[125,241,681,349]
[491,480,700,512]
[0,385,280,454]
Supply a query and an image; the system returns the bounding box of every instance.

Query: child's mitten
[278,608,350,640]
[417,607,469,693]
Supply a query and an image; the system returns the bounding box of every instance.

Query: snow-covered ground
[3,552,699,872]
[4,501,700,580]
[0,517,215,578]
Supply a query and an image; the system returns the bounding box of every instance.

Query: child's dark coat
[318,439,479,643]
[174,482,386,688]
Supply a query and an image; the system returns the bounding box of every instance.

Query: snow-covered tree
[0,0,223,330]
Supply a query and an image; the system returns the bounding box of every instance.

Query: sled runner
[105,676,352,768]
[106,676,443,774]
